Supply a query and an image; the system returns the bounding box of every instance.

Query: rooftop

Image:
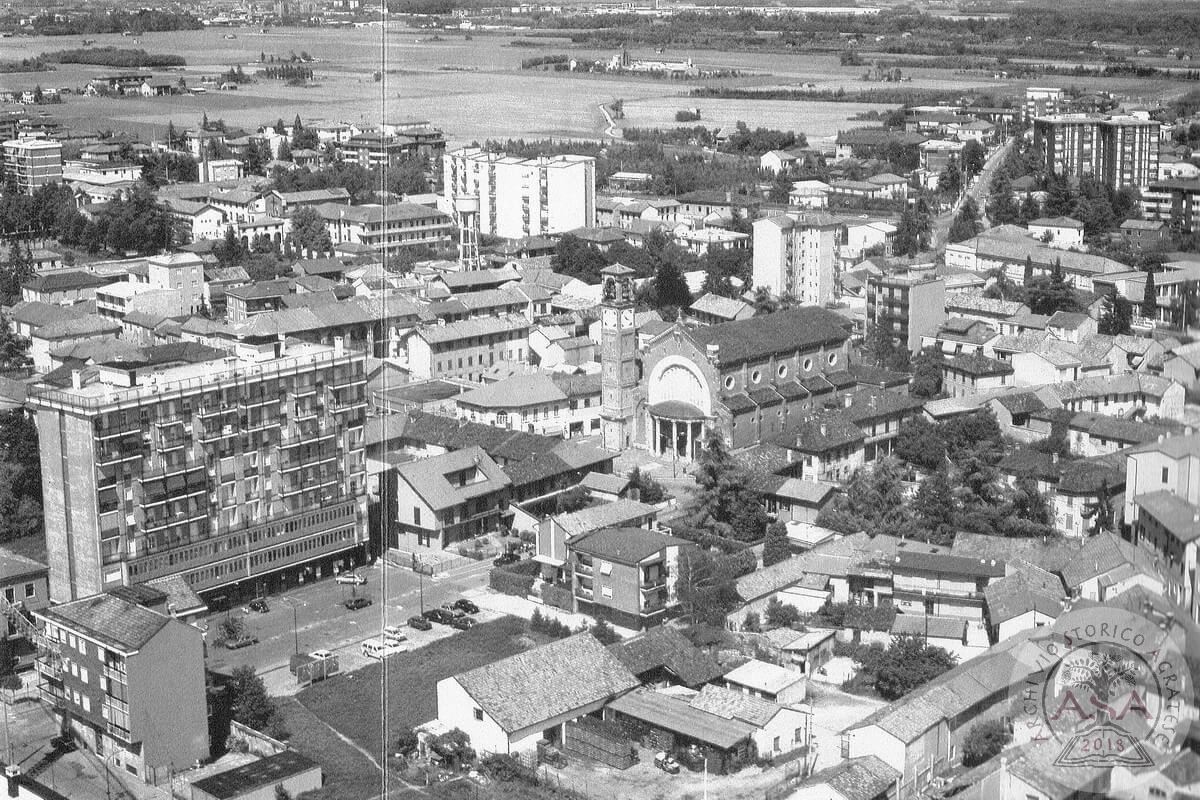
[568,526,688,565]
[684,306,849,367]
[190,751,319,800]
[394,446,511,511]
[454,634,638,734]
[551,498,659,539]
[38,593,171,654]
[608,625,725,687]
[722,659,804,695]
[1136,490,1200,544]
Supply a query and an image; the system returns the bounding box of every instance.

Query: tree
[1142,268,1157,319]
[627,467,664,504]
[895,416,947,470]
[948,196,982,243]
[816,458,913,538]
[762,522,791,567]
[277,139,292,162]
[165,120,179,150]
[554,485,590,514]
[913,467,955,544]
[874,635,957,701]
[909,347,944,399]
[590,620,620,645]
[962,719,1011,767]
[289,206,332,256]
[742,610,761,632]
[274,786,292,800]
[1022,254,1034,286]
[764,597,801,628]
[961,139,985,178]
[767,170,794,203]
[228,665,285,737]
[937,157,962,197]
[1098,288,1132,335]
[693,431,768,541]
[652,256,692,311]
[0,242,34,304]
[0,315,30,372]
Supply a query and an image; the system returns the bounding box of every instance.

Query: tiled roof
[578,471,629,495]
[1058,531,1161,588]
[22,270,112,293]
[457,373,568,409]
[895,548,1006,578]
[1136,490,1200,543]
[40,593,171,653]
[723,659,804,695]
[735,533,867,601]
[946,290,1026,317]
[800,756,899,800]
[568,526,686,564]
[36,314,122,340]
[551,499,658,539]
[1029,216,1083,229]
[685,306,849,367]
[455,634,638,734]
[690,292,752,320]
[394,446,511,511]
[779,410,866,453]
[608,625,725,687]
[984,564,1065,623]
[891,614,966,639]
[0,546,46,580]
[944,352,1014,377]
[8,300,91,329]
[414,313,528,345]
[607,688,756,749]
[993,391,1048,415]
[690,684,780,728]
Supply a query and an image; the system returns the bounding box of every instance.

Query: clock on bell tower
[599,263,638,452]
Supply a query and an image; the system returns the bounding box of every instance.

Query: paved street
[204,556,493,684]
[931,136,1015,250]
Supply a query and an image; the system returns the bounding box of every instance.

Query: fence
[563,716,637,770]
[227,720,289,757]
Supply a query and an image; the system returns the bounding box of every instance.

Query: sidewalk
[469,588,638,640]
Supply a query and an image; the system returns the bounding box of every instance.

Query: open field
[295,614,535,759]
[5,24,1190,149]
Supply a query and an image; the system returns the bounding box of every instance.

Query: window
[599,560,613,576]
[413,507,421,526]
[601,586,613,599]
[23,583,34,599]
[803,357,813,372]
[777,364,788,378]
[828,352,838,366]
[473,708,484,721]
[80,667,89,684]
[1162,467,1170,483]
[723,376,735,390]
[2,589,11,604]
[773,736,780,752]
[751,370,761,384]
[81,696,91,713]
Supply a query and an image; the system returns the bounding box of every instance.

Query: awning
[533,554,565,567]
[648,400,708,421]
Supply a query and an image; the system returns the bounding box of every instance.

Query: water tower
[454,195,481,270]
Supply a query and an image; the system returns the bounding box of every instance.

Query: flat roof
[190,751,319,799]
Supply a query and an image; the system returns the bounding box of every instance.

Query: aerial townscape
[1,1,1200,799]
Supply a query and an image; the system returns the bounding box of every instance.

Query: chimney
[5,764,18,798]
[71,369,82,390]
[706,343,720,364]
[843,394,852,409]
[333,335,344,356]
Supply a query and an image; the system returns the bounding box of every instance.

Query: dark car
[449,616,477,631]
[423,608,457,625]
[408,615,433,631]
[224,636,259,650]
[246,598,269,613]
[344,596,372,610]
[493,552,520,567]
[452,598,480,615]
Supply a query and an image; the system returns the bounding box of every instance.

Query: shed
[190,751,321,800]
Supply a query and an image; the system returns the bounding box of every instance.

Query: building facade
[866,271,947,354]
[443,147,597,239]
[1032,114,1159,190]
[31,341,368,603]
[751,212,841,305]
[2,137,63,195]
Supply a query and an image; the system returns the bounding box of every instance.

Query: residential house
[688,293,755,326]
[33,593,209,781]
[722,658,807,705]
[1026,216,1084,249]
[21,271,113,306]
[1058,530,1164,602]
[436,633,638,755]
[402,315,529,382]
[392,446,513,548]
[1120,218,1168,250]
[607,624,725,689]
[891,546,1006,622]
[534,498,660,586]
[225,280,293,323]
[754,476,837,524]
[456,372,601,438]
[788,180,832,209]
[789,756,898,800]
[890,614,976,661]
[567,526,689,629]
[982,561,1066,644]
[1066,412,1181,458]
[866,270,947,354]
[776,411,866,483]
[689,684,809,759]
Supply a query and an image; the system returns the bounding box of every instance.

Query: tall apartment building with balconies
[30,340,368,603]
[751,212,842,305]
[1032,114,1159,191]
[443,147,596,239]
[33,592,209,782]
[2,136,63,195]
[866,269,947,354]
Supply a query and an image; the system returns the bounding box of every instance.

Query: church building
[599,264,855,458]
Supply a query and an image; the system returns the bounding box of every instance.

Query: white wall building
[752,212,840,304]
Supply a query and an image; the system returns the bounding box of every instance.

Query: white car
[382,625,408,644]
[335,572,366,585]
[361,639,406,659]
[309,649,333,661]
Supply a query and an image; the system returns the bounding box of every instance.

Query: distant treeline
[0,58,48,73]
[689,85,975,106]
[521,54,570,69]
[14,10,202,36]
[259,64,314,81]
[42,47,186,68]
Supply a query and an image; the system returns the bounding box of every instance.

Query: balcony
[39,685,66,708]
[106,722,133,743]
[575,586,594,600]
[574,561,593,576]
[103,694,129,715]
[35,657,62,681]
[102,663,127,683]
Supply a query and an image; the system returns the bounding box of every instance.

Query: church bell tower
[600,263,637,452]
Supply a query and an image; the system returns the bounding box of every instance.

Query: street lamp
[702,754,708,800]
[277,596,301,655]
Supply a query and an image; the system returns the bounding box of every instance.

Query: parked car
[246,598,269,613]
[441,602,465,617]
[309,649,333,661]
[449,616,477,630]
[408,615,433,631]
[224,636,258,650]
[361,639,406,659]
[336,572,366,585]
[344,596,372,610]
[493,552,520,567]
[654,752,680,775]
[423,608,457,625]
[383,625,408,644]
[452,598,480,615]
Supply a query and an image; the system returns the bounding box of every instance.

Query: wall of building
[128,620,210,770]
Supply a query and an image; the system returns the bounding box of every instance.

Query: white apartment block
[2,137,63,195]
[751,212,840,304]
[443,147,596,239]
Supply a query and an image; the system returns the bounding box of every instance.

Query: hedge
[489,559,540,597]
[542,584,574,612]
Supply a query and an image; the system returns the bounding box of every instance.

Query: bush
[962,719,1011,767]
[764,597,801,629]
[395,728,419,757]
[489,563,536,597]
[590,620,620,645]
[529,609,572,639]
[810,602,896,632]
[541,584,574,612]
[480,753,536,783]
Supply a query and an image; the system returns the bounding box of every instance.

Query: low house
[1120,218,1168,250]
[688,293,754,326]
[189,751,322,800]
[890,613,975,661]
[1057,530,1164,602]
[455,372,602,439]
[754,476,837,524]
[607,625,725,688]
[891,547,1006,622]
[689,684,809,759]
[776,411,866,484]
[721,658,806,705]
[534,499,659,582]
[770,628,837,677]
[789,756,899,800]
[730,534,866,624]
[392,446,513,549]
[942,352,1014,397]
[436,633,639,755]
[982,562,1065,644]
[1027,216,1084,250]
[21,271,114,306]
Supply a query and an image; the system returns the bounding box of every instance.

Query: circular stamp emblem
[1009,606,1191,781]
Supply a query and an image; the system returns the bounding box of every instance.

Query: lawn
[296,615,535,760]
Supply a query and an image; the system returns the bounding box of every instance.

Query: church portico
[648,402,707,461]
